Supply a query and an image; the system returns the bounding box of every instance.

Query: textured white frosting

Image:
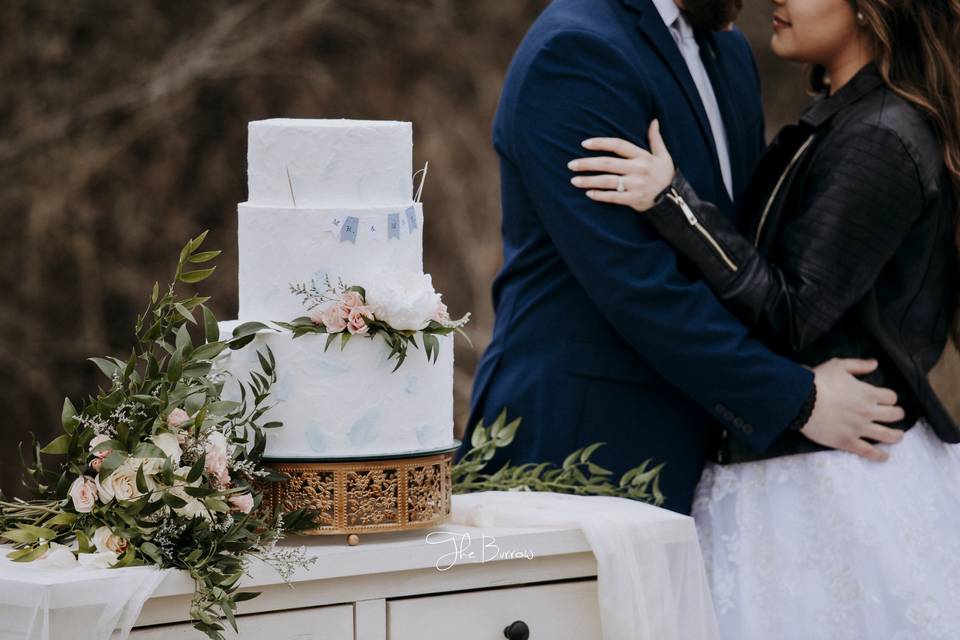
[237,203,424,321]
[247,119,413,208]
[217,322,456,459]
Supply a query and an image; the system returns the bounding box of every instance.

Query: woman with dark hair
[570,0,960,636]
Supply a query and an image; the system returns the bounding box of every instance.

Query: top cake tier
[246,119,413,208]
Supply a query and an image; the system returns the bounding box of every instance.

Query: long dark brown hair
[806,0,960,347]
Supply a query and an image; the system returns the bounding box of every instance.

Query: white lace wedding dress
[692,418,960,640]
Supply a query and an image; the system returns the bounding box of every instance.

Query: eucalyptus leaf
[202,306,219,344]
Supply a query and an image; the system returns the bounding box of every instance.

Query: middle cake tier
[238,202,424,321]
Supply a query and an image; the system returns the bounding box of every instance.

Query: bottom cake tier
[217,320,456,459]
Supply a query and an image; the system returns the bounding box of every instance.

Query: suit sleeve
[644,122,924,354]
[505,29,814,451]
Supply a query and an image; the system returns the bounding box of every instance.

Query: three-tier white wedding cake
[217,119,457,460]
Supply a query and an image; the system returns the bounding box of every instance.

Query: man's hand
[801,358,906,461]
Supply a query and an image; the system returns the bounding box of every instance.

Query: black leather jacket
[646,62,960,464]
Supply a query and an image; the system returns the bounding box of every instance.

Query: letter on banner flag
[388,213,401,240]
[405,206,417,231]
[339,216,359,243]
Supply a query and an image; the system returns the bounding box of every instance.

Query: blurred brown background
[1,0,956,496]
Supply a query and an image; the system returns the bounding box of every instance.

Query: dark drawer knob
[503,620,530,640]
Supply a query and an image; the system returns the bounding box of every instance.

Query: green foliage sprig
[452,410,666,505]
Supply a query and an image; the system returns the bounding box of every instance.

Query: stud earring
[856,11,866,23]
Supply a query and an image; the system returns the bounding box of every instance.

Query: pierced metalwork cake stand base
[258,441,460,544]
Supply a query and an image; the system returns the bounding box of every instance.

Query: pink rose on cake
[316,305,348,332]
[347,307,371,335]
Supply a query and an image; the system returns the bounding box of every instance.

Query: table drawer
[387,579,600,640]
[129,603,354,639]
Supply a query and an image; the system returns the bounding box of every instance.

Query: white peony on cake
[216,118,464,460]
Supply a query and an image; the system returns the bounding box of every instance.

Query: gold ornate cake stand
[258,441,460,545]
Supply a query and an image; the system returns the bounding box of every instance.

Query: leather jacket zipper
[754,135,815,247]
[665,187,739,272]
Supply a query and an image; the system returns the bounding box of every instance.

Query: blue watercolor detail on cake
[405,376,419,394]
[271,377,293,403]
[305,424,328,453]
[348,408,381,447]
[415,423,434,446]
[300,357,350,378]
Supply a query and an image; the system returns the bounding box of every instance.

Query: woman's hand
[567,119,675,212]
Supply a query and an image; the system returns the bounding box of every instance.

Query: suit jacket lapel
[622,0,727,209]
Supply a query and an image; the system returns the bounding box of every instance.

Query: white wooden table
[131,523,601,639]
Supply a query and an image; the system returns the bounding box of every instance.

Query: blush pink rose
[308,308,325,326]
[228,493,255,514]
[320,305,348,333]
[89,434,112,459]
[347,307,370,335]
[69,476,98,513]
[166,407,190,429]
[339,290,365,311]
[204,432,231,488]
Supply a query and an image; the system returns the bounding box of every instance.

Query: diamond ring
[616,176,626,192]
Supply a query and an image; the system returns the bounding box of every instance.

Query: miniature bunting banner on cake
[326,208,420,243]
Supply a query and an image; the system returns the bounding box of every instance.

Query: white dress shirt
[650,0,734,201]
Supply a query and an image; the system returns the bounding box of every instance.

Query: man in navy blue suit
[457,0,897,514]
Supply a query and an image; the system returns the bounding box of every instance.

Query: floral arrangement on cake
[281,271,470,371]
[0,232,315,640]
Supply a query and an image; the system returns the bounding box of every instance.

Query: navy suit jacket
[457,0,814,513]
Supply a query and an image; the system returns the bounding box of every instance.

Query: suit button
[743,423,754,435]
[714,403,725,413]
[734,417,745,428]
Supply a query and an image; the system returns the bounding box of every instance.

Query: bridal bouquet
[283,270,470,371]
[0,233,314,639]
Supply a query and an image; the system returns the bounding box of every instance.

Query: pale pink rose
[308,308,326,326]
[90,458,103,472]
[204,432,231,488]
[89,434,111,459]
[228,493,255,514]
[347,307,370,335]
[166,407,190,429]
[93,526,128,554]
[340,290,365,311]
[433,301,449,324]
[320,305,348,333]
[69,476,98,513]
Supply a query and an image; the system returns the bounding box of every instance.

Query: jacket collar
[799,61,884,128]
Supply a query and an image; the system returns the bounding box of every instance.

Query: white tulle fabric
[0,551,171,640]
[693,418,960,640]
[451,490,720,640]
